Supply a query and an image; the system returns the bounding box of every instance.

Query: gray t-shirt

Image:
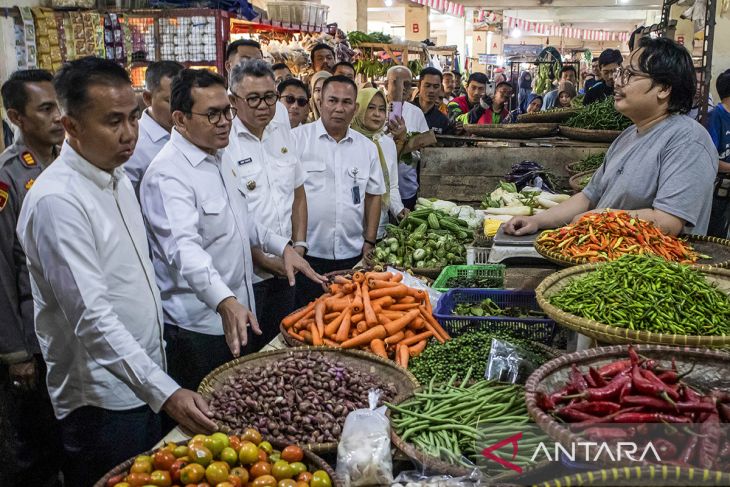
[582,114,718,235]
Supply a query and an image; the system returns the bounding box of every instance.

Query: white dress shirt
[140,129,290,335]
[377,133,404,238]
[397,101,430,200]
[225,117,306,283]
[124,110,170,199]
[16,142,178,419]
[292,119,386,260]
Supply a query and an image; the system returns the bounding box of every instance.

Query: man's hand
[454,121,465,135]
[387,115,407,141]
[397,208,410,221]
[362,241,374,258]
[282,245,326,287]
[9,357,37,391]
[503,216,540,236]
[217,297,261,357]
[294,246,306,257]
[162,388,218,435]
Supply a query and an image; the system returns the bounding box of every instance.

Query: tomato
[112,483,131,487]
[257,441,273,455]
[229,467,249,485]
[124,472,151,487]
[288,463,306,476]
[270,461,293,481]
[309,471,332,487]
[241,428,262,445]
[149,470,172,487]
[189,445,214,467]
[257,449,268,463]
[130,458,153,474]
[205,461,230,485]
[228,435,242,452]
[174,445,190,458]
[268,452,281,463]
[196,483,212,487]
[216,483,235,487]
[277,480,297,487]
[191,434,207,445]
[249,461,271,478]
[252,475,277,487]
[238,442,259,465]
[295,472,312,484]
[294,482,309,487]
[153,450,177,471]
[171,459,189,484]
[226,475,242,487]
[204,436,226,457]
[280,446,303,464]
[180,464,206,484]
[220,447,238,467]
[106,474,126,487]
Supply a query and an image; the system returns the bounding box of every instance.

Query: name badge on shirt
[351,167,361,204]
[238,157,253,166]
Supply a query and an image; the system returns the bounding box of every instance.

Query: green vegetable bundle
[565,97,632,131]
[408,331,554,384]
[347,31,392,45]
[454,298,546,319]
[549,255,730,336]
[571,152,605,173]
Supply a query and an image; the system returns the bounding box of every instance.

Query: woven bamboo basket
[464,123,559,139]
[517,108,580,124]
[535,263,730,347]
[559,125,622,143]
[197,347,419,454]
[568,169,595,192]
[537,465,730,486]
[565,157,605,176]
[94,440,338,487]
[534,233,730,270]
[525,345,730,469]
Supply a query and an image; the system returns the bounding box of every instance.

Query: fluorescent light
[384,0,393,6]
[512,28,522,38]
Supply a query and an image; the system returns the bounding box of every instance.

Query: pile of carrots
[537,210,702,264]
[281,271,450,369]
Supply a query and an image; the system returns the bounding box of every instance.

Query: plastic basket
[466,245,490,264]
[431,264,505,292]
[433,289,558,345]
[267,1,320,24]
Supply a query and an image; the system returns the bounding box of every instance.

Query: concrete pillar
[356,0,368,32]
[471,30,488,73]
[405,3,430,42]
[710,0,730,101]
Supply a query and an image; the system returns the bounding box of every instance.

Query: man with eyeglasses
[225,60,309,351]
[140,69,324,391]
[505,37,717,238]
[584,49,623,106]
[277,78,311,129]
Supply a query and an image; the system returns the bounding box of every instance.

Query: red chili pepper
[584,371,598,388]
[569,401,622,416]
[536,391,555,411]
[597,359,632,378]
[657,371,679,384]
[621,395,716,414]
[698,401,721,469]
[678,434,698,466]
[556,407,599,422]
[550,390,569,406]
[589,367,607,387]
[619,381,632,403]
[581,426,636,442]
[682,384,702,404]
[583,375,631,401]
[642,359,657,370]
[653,438,678,459]
[613,411,691,423]
[570,364,589,393]
[628,345,640,365]
[640,368,680,401]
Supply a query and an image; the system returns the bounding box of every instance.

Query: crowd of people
[0,33,728,487]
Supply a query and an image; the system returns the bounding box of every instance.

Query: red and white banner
[503,16,629,43]
[409,0,465,18]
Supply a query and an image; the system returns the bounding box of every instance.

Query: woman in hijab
[557,80,577,108]
[350,88,407,238]
[505,93,543,123]
[308,71,331,122]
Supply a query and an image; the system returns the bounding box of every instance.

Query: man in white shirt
[226,60,308,351]
[16,56,216,487]
[386,66,430,210]
[292,76,385,305]
[141,69,323,391]
[124,60,184,199]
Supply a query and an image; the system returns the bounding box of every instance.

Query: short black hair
[145,60,184,92]
[310,43,335,61]
[635,36,696,114]
[717,69,730,100]
[467,72,489,86]
[333,61,355,73]
[1,68,53,114]
[419,67,443,83]
[321,75,357,98]
[271,63,291,73]
[54,57,130,117]
[560,65,577,77]
[628,26,644,51]
[171,68,226,114]
[598,49,623,68]
[496,81,513,91]
[277,78,310,98]
[225,39,262,62]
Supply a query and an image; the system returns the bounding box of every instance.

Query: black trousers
[253,277,296,350]
[402,195,418,211]
[1,357,62,487]
[164,325,234,392]
[59,404,160,487]
[708,194,730,238]
[295,254,362,308]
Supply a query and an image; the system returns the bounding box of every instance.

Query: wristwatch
[293,241,309,255]
[364,238,377,246]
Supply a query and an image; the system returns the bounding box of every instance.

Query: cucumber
[427,213,441,230]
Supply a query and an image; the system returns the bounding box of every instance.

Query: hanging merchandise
[159,14,218,65]
[103,13,126,64]
[0,16,19,82]
[32,8,63,72]
[18,7,38,70]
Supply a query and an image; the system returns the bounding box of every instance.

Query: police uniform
[0,134,62,486]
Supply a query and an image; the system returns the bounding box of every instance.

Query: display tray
[559,125,622,143]
[197,347,419,453]
[534,233,730,269]
[517,108,580,124]
[535,263,730,347]
[463,123,559,139]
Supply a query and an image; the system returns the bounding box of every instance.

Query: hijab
[518,93,544,115]
[309,71,331,122]
[350,88,390,208]
[558,81,577,106]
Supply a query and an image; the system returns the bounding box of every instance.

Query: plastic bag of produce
[386,266,442,308]
[336,389,393,486]
[484,338,542,384]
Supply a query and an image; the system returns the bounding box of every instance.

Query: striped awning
[409,0,465,18]
[505,16,630,43]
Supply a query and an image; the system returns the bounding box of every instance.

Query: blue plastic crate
[433,288,558,345]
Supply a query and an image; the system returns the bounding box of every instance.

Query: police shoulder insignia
[21,152,36,167]
[25,178,35,190]
[0,181,9,212]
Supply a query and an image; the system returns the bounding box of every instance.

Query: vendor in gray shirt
[504,37,717,237]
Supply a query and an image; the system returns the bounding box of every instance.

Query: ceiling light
[384,0,393,6]
[511,28,522,38]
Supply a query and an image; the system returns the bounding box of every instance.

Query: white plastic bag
[336,390,393,486]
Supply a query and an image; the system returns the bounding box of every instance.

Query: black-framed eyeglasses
[232,91,279,108]
[282,95,309,107]
[613,66,650,85]
[188,106,237,125]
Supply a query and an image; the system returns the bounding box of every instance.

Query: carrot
[392,273,403,282]
[368,285,409,299]
[368,279,401,289]
[409,339,428,357]
[352,283,363,313]
[324,307,349,337]
[383,309,420,336]
[323,338,340,348]
[404,330,416,338]
[300,330,313,343]
[400,330,433,346]
[384,331,405,344]
[309,322,323,346]
[423,292,433,314]
[334,309,352,343]
[365,271,392,281]
[324,311,340,321]
[333,275,350,284]
[356,321,368,333]
[379,315,391,324]
[407,288,427,300]
[390,303,419,311]
[289,331,305,341]
[399,296,416,304]
[350,312,364,324]
[294,318,314,332]
[371,296,395,308]
[341,325,387,349]
[314,300,326,338]
[372,304,382,315]
[370,339,388,359]
[352,271,365,283]
[326,298,351,312]
[382,310,406,320]
[410,317,425,330]
[281,302,315,328]
[419,305,451,341]
[398,344,410,368]
[328,284,342,294]
[341,283,356,294]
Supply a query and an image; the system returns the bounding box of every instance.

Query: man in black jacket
[584,49,623,105]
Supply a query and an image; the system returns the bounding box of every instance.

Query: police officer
[0,68,64,487]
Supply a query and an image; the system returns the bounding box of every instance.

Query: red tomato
[249,461,271,478]
[252,475,277,487]
[150,470,172,487]
[256,449,268,463]
[171,458,189,484]
[153,450,177,471]
[125,472,151,487]
[229,435,242,451]
[106,474,126,487]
